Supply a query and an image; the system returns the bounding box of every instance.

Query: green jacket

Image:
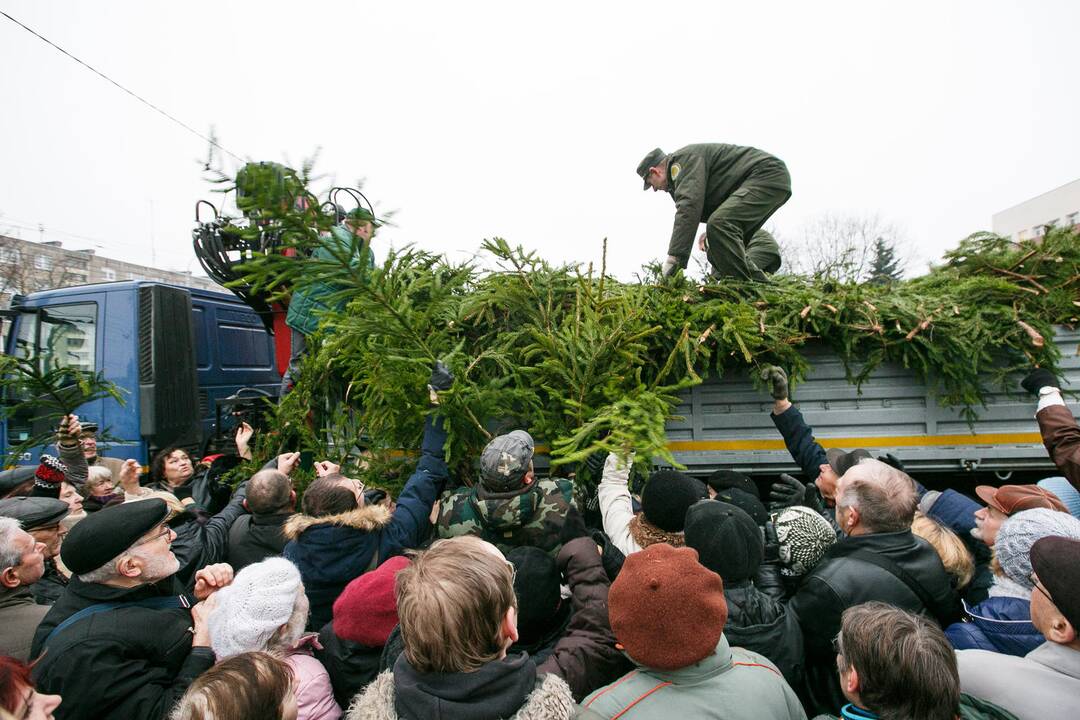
[435,477,577,556]
[579,636,806,720]
[664,143,789,265]
[285,225,374,336]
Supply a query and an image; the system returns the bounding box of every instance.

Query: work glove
[1021,367,1058,396]
[877,452,907,473]
[57,415,80,446]
[661,255,679,278]
[760,365,789,401]
[427,360,454,404]
[769,473,807,510]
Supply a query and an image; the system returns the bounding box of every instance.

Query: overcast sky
[1,1,1077,281]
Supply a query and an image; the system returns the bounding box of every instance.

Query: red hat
[975,484,1067,515]
[332,555,410,646]
[608,543,727,670]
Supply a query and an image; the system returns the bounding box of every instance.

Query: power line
[0,8,243,163]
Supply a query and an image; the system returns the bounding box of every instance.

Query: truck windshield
[11,303,98,372]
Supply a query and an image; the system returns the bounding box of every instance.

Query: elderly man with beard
[29,499,233,720]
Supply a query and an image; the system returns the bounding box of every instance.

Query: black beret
[685,499,764,583]
[61,499,169,575]
[0,496,70,530]
[716,487,769,526]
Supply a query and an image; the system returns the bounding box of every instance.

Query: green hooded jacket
[285,224,375,336]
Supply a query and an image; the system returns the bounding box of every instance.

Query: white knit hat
[207,557,306,659]
[774,505,837,577]
[996,508,1080,589]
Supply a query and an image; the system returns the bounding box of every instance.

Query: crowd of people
[0,359,1078,720]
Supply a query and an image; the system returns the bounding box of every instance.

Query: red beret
[332,555,410,646]
[608,543,727,670]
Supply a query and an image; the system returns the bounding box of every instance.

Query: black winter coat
[722,580,804,690]
[31,558,67,605]
[315,624,384,709]
[789,529,962,715]
[227,511,292,572]
[170,481,249,591]
[30,576,213,720]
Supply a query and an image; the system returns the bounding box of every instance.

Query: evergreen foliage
[217,169,1079,491]
[867,237,903,285]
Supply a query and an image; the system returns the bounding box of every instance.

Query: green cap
[345,207,382,227]
[636,148,666,190]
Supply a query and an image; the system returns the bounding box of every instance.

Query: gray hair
[87,465,114,486]
[77,552,124,584]
[838,458,918,533]
[0,517,27,570]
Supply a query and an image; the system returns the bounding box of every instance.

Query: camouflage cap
[636,148,666,190]
[480,430,535,492]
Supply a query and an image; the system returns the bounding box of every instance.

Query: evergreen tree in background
[867,236,903,285]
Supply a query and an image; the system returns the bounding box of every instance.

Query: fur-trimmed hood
[283,504,393,540]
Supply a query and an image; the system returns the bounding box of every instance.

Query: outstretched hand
[427,360,454,404]
[760,365,789,401]
[769,473,806,510]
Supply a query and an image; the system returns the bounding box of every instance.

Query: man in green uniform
[637,144,791,281]
[436,429,576,557]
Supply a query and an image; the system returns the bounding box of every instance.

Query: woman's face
[11,683,62,720]
[59,482,83,515]
[164,451,194,486]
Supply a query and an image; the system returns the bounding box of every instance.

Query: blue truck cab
[2,281,279,467]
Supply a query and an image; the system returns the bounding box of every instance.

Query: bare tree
[780,212,911,282]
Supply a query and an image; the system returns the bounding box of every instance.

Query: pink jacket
[286,635,343,720]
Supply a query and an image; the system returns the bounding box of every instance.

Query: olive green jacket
[664,143,788,265]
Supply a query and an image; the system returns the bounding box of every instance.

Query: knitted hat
[1038,477,1080,519]
[30,455,67,499]
[332,556,410,647]
[1030,536,1080,630]
[684,500,763,583]
[609,543,726,670]
[774,506,837,577]
[715,487,769,526]
[208,557,306,659]
[507,546,562,644]
[706,470,760,499]
[995,508,1080,589]
[640,470,707,533]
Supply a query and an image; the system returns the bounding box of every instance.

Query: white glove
[661,255,679,277]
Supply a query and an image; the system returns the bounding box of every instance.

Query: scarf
[628,513,685,549]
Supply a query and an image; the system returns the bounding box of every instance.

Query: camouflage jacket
[436,477,577,556]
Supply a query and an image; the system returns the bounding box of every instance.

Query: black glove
[364,488,388,505]
[559,506,590,545]
[427,360,454,392]
[769,473,806,509]
[877,452,906,473]
[1021,367,1058,396]
[760,365,789,401]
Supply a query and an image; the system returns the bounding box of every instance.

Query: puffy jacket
[920,488,993,606]
[946,596,1042,657]
[789,529,962,715]
[286,225,374,336]
[723,580,804,690]
[436,477,576,557]
[284,415,448,629]
[1037,403,1080,492]
[286,635,343,720]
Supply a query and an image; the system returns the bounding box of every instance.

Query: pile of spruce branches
[226,171,1077,489]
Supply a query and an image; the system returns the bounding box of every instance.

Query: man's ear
[843,665,860,695]
[116,555,142,580]
[1046,615,1077,645]
[0,566,21,589]
[501,606,519,648]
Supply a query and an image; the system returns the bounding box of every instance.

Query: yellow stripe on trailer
[665,432,1044,453]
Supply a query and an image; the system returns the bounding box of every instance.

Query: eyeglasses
[132,524,171,548]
